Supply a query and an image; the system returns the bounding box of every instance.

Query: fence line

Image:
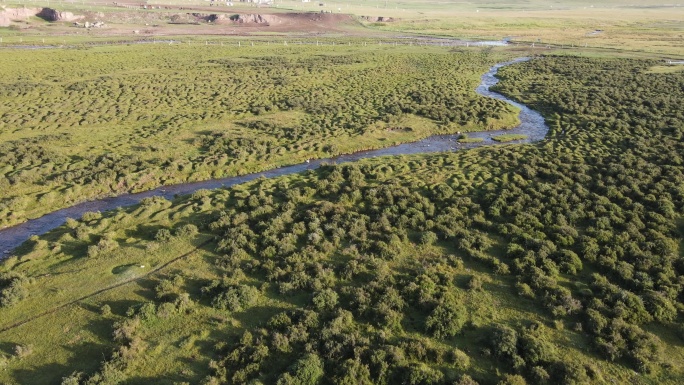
[0,36,678,64]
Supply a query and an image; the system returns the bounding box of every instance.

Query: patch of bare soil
[0,7,41,27]
[160,11,359,34]
[1,6,86,27]
[3,3,363,38]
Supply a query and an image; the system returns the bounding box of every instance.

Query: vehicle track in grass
[0,239,212,333]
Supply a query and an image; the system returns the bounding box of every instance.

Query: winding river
[0,57,548,258]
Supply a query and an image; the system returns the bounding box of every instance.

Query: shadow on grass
[55,239,89,260]
[125,224,166,241]
[260,284,310,310]
[125,319,231,385]
[401,304,428,335]
[79,308,117,342]
[12,340,108,385]
[232,305,286,330]
[0,341,15,356]
[12,363,75,385]
[132,282,160,303]
[105,299,146,317]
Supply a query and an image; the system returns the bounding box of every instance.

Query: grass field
[277,0,684,55]
[457,134,484,144]
[0,43,520,228]
[491,134,527,142]
[1,54,683,384]
[0,0,682,56]
[1,1,683,384]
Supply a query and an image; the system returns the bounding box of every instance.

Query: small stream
[0,57,547,258]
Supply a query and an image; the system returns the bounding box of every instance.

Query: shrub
[401,363,444,385]
[60,372,84,385]
[497,374,527,385]
[14,344,33,359]
[425,296,467,339]
[643,291,677,323]
[515,282,535,298]
[212,285,261,313]
[518,335,557,366]
[277,354,324,385]
[64,217,79,229]
[332,359,373,385]
[0,272,30,307]
[155,228,173,242]
[100,304,112,316]
[548,361,591,385]
[529,366,550,385]
[467,275,483,291]
[175,224,199,238]
[312,288,339,311]
[75,226,91,241]
[87,237,118,258]
[490,324,518,360]
[420,231,438,246]
[448,348,470,370]
[454,374,480,385]
[81,211,102,222]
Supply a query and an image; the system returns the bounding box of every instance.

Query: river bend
[0,57,547,257]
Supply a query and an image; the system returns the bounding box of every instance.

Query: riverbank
[0,45,522,229]
[0,57,547,258]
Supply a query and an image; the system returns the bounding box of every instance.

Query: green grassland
[0,44,520,228]
[261,0,681,55]
[1,55,683,385]
[492,134,527,143]
[1,0,681,57]
[457,134,484,144]
[648,65,684,74]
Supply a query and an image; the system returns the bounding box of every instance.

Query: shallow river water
[0,57,547,257]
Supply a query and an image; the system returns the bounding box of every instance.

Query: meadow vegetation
[0,55,683,385]
[0,44,518,228]
[1,0,680,57]
[457,134,484,144]
[271,0,684,55]
[491,134,527,143]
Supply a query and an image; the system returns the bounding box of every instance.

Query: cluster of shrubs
[0,48,513,228]
[0,272,31,308]
[43,55,684,384]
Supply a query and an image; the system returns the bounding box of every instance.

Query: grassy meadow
[0,0,681,56]
[491,134,527,143]
[1,0,683,384]
[277,0,683,55]
[0,43,519,228]
[0,55,683,385]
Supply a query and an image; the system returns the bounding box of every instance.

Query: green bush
[276,354,324,385]
[0,272,30,308]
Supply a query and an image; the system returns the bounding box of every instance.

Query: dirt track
[0,239,212,334]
